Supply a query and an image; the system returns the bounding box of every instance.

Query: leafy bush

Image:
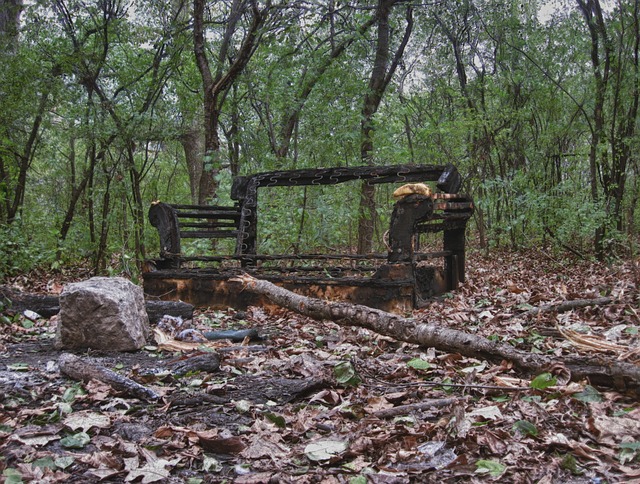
[0,221,55,278]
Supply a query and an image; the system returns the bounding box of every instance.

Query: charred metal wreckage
[143,164,474,312]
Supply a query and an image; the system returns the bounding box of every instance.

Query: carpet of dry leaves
[1,249,640,483]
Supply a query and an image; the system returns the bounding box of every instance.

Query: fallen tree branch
[373,397,461,419]
[1,286,193,323]
[59,353,160,401]
[517,297,613,319]
[233,274,640,390]
[543,226,586,259]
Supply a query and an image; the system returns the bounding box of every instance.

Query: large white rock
[56,277,150,351]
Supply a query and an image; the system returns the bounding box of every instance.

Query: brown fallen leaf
[241,435,290,459]
[588,415,640,445]
[125,448,181,484]
[198,435,247,454]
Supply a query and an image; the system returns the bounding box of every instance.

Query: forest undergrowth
[1,248,639,483]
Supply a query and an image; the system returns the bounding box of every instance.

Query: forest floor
[1,249,640,483]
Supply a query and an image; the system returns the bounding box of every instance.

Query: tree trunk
[193,0,265,204]
[357,1,413,253]
[126,146,146,268]
[576,0,611,259]
[234,274,640,390]
[94,169,113,274]
[0,0,21,54]
[178,124,205,205]
[7,73,54,223]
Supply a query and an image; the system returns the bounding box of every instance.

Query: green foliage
[0,0,638,275]
[530,372,557,390]
[619,442,640,465]
[2,468,23,484]
[475,459,506,477]
[407,358,431,370]
[572,385,603,403]
[512,420,538,437]
[59,432,90,449]
[560,453,583,475]
[333,361,361,387]
[0,221,58,278]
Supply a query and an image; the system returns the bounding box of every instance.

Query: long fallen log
[0,286,193,324]
[233,274,640,391]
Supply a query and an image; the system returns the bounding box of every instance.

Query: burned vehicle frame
[143,163,474,312]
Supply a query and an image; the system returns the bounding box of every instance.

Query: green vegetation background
[1,0,638,280]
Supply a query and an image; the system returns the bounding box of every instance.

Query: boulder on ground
[56,277,150,351]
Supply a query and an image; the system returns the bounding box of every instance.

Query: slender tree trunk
[193,0,265,204]
[0,0,22,53]
[126,145,146,267]
[87,146,96,246]
[7,74,55,223]
[611,0,639,234]
[58,140,89,251]
[357,1,412,253]
[576,0,611,259]
[179,125,205,204]
[95,172,112,274]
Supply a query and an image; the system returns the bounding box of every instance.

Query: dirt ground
[1,250,640,483]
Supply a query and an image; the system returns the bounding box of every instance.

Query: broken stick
[373,397,461,419]
[233,274,640,391]
[515,296,613,319]
[59,353,160,401]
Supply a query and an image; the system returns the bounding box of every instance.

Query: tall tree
[248,2,378,162]
[0,0,60,225]
[52,0,177,268]
[0,0,21,51]
[193,0,269,204]
[576,0,639,257]
[357,0,413,253]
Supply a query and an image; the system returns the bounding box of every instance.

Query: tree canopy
[1,0,638,277]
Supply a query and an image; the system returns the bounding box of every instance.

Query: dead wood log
[144,300,194,324]
[0,286,193,324]
[517,297,612,319]
[166,352,221,376]
[59,353,160,401]
[233,274,640,391]
[0,286,60,318]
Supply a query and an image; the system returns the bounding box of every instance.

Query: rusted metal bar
[180,221,238,228]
